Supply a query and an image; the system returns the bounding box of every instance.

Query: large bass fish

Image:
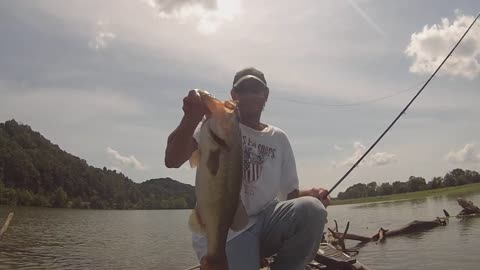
[188,90,248,270]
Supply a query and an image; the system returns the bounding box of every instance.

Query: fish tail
[200,255,229,270]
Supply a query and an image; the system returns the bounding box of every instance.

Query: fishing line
[327,11,480,195]
[272,80,424,108]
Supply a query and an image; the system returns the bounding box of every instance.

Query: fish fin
[206,149,221,175]
[230,200,249,232]
[188,208,206,235]
[201,255,228,270]
[189,149,201,168]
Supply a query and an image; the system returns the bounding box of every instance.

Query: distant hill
[336,170,480,200]
[0,119,195,209]
[140,178,195,209]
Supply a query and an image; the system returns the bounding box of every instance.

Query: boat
[306,243,370,270]
[261,243,369,270]
[184,243,369,270]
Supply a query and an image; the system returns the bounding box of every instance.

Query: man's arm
[164,90,207,168]
[287,189,300,200]
[287,188,317,199]
[164,116,200,168]
[287,188,331,207]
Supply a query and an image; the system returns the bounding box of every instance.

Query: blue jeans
[225,197,328,270]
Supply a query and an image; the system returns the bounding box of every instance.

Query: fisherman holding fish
[165,67,330,270]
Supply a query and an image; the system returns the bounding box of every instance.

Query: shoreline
[331,183,480,206]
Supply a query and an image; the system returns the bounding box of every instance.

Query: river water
[1,192,479,269]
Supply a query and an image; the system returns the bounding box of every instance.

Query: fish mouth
[198,90,214,101]
[197,91,216,109]
[198,90,239,116]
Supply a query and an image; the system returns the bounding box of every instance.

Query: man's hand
[306,187,331,208]
[164,89,209,168]
[182,89,209,124]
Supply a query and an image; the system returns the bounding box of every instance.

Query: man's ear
[231,89,239,100]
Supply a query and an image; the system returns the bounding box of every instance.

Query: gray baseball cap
[232,67,268,90]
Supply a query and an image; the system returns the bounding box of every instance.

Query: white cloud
[89,20,116,50]
[334,142,397,167]
[446,143,480,163]
[341,141,367,167]
[142,0,241,34]
[405,12,480,79]
[107,147,147,170]
[334,144,344,151]
[369,152,397,166]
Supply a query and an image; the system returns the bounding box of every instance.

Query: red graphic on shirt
[242,136,276,185]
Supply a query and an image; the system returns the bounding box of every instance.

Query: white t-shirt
[191,122,299,260]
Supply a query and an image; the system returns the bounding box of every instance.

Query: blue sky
[0,0,479,195]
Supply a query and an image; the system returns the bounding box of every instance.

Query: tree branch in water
[0,212,14,241]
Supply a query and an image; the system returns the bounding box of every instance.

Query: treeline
[337,168,480,200]
[0,119,195,209]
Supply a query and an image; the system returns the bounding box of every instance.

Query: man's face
[231,79,268,118]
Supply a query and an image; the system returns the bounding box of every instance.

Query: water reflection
[457,215,479,234]
[350,197,428,210]
[1,194,479,270]
[408,197,427,206]
[328,193,480,270]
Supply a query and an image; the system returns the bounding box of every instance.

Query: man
[165,67,330,270]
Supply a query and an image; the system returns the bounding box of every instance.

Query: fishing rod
[327,11,480,196]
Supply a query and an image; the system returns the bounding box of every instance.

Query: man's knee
[293,196,328,224]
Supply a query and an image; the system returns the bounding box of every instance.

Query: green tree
[169,197,188,209]
[392,181,408,194]
[90,195,106,209]
[444,168,466,187]
[52,187,68,208]
[428,177,443,189]
[71,197,83,208]
[17,189,34,206]
[407,176,427,192]
[0,187,17,205]
[337,183,368,199]
[464,170,480,184]
[32,194,50,207]
[366,182,378,197]
[377,182,393,196]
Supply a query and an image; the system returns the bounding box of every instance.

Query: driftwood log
[456,198,480,216]
[327,220,361,256]
[0,212,14,241]
[328,217,448,251]
[443,198,480,218]
[329,198,480,253]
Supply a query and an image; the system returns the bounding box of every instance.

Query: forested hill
[0,119,194,209]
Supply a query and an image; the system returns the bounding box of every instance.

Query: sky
[0,0,479,196]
